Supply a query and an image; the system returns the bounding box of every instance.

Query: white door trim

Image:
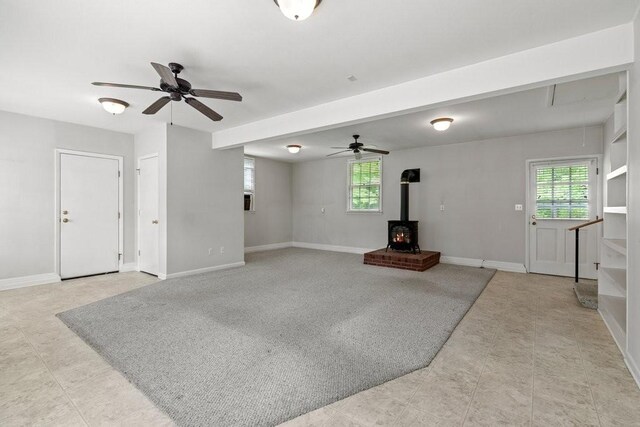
[54,149,124,277]
[137,153,159,273]
[524,154,602,274]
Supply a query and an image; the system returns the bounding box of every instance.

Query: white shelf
[599,295,627,351]
[603,238,627,256]
[611,126,627,144]
[607,165,628,180]
[604,206,627,214]
[601,266,627,296]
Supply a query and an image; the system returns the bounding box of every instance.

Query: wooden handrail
[569,217,603,231]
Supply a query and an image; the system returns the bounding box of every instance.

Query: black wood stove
[387,169,421,254]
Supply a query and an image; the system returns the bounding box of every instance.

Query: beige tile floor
[1,271,639,426]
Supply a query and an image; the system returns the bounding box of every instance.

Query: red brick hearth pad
[363,249,441,272]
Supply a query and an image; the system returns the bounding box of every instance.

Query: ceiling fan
[92,62,242,122]
[327,135,390,159]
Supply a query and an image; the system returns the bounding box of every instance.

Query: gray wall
[134,124,167,275]
[292,126,603,264]
[0,110,135,280]
[166,125,244,274]
[626,12,640,376]
[244,156,293,248]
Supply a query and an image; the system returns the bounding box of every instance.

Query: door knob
[152,220,159,224]
[531,221,537,225]
[62,218,69,223]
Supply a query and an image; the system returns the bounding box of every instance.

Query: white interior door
[60,153,120,279]
[138,155,159,275]
[528,158,598,279]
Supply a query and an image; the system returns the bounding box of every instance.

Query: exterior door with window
[528,159,598,279]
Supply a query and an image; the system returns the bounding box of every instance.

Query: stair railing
[568,217,603,283]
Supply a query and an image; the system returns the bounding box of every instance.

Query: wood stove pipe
[400,169,421,222]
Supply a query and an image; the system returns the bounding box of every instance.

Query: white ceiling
[0,0,637,135]
[244,73,620,161]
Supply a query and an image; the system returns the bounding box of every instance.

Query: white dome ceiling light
[274,0,322,21]
[286,144,302,153]
[99,98,129,115]
[430,117,454,131]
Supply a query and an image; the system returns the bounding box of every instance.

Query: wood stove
[387,169,421,254]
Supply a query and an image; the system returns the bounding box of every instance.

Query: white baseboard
[625,353,640,390]
[119,263,138,272]
[291,241,376,255]
[0,273,61,291]
[245,242,293,253]
[440,256,527,273]
[161,261,246,280]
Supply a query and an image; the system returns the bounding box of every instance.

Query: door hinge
[118,253,122,260]
[118,212,121,219]
[138,250,141,256]
[596,167,599,175]
[118,170,121,178]
[136,168,140,175]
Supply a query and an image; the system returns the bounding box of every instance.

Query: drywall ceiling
[244,73,620,161]
[0,0,637,135]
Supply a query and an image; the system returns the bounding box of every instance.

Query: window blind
[535,163,589,219]
[244,158,255,193]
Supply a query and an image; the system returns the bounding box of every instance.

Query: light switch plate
[515,204,523,211]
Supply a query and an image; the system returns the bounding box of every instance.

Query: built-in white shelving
[599,72,629,354]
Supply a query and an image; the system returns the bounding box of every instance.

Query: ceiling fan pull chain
[170,101,173,126]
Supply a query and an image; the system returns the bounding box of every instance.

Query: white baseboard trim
[0,273,61,291]
[291,241,376,255]
[119,263,138,272]
[160,261,246,280]
[440,256,527,273]
[625,353,640,390]
[245,242,293,253]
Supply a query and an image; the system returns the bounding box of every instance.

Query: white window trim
[244,156,255,212]
[346,156,383,213]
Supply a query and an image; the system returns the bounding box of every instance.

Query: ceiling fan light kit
[430,117,454,131]
[98,98,129,115]
[287,144,302,153]
[273,0,322,21]
[92,62,242,122]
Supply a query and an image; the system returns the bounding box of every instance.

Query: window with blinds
[348,157,382,212]
[535,163,589,219]
[244,157,255,211]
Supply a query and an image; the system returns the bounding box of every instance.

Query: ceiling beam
[212,23,633,149]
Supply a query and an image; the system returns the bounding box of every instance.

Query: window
[535,162,590,219]
[348,157,382,212]
[244,157,255,211]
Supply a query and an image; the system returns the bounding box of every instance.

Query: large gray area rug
[58,248,495,426]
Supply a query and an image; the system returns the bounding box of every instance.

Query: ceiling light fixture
[430,117,453,131]
[273,0,322,21]
[287,144,302,154]
[99,98,129,115]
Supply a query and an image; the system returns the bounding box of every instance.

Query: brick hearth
[363,249,441,272]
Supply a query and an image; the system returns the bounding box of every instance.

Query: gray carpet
[57,248,495,427]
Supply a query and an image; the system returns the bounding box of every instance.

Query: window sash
[244,157,255,194]
[348,157,382,212]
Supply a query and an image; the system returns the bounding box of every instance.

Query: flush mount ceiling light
[430,117,454,131]
[287,144,302,154]
[273,0,322,21]
[99,98,129,115]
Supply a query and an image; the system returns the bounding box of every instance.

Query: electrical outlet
[440,204,445,211]
[220,246,225,254]
[208,248,213,256]
[515,204,523,211]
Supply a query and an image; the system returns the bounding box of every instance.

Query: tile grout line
[571,313,604,426]
[460,311,501,425]
[530,294,539,427]
[13,316,91,427]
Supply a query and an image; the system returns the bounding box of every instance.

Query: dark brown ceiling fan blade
[330,146,350,149]
[362,148,390,155]
[151,62,178,87]
[92,82,161,91]
[190,89,242,102]
[326,150,352,157]
[142,97,171,115]
[185,98,223,121]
